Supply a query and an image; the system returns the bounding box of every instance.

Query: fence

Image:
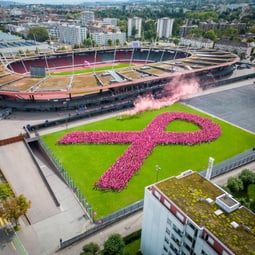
[200,148,255,179]
[60,199,144,249]
[38,137,94,219]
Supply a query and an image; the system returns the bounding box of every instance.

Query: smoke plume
[124,76,201,116]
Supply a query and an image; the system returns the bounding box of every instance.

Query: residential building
[58,24,87,45]
[179,25,198,38]
[157,17,174,39]
[214,40,251,57]
[179,37,214,49]
[141,170,255,255]
[91,31,126,46]
[80,10,95,26]
[102,18,118,26]
[128,17,142,39]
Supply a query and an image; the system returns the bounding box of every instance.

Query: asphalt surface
[0,68,255,255]
[184,83,255,133]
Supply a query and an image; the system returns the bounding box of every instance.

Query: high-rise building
[128,17,142,39]
[141,170,255,255]
[58,24,87,45]
[80,11,95,26]
[157,17,174,39]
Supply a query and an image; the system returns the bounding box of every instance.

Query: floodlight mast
[206,157,214,180]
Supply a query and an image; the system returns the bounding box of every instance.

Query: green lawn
[124,239,141,255]
[42,103,255,218]
[50,63,133,76]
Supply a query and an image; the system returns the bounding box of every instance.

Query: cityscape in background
[0,0,254,62]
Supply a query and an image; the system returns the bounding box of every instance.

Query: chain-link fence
[39,137,94,219]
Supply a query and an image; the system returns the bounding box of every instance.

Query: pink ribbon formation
[58,112,221,191]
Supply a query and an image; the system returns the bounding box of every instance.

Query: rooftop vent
[230,221,239,229]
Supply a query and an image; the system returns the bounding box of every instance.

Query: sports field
[42,103,255,218]
[49,63,133,76]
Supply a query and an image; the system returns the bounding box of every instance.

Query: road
[0,218,27,255]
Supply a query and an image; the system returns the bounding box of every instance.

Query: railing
[59,199,144,249]
[38,137,94,219]
[201,148,255,179]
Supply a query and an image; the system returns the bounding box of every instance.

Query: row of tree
[80,231,142,255]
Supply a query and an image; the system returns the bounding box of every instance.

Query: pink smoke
[124,76,201,116]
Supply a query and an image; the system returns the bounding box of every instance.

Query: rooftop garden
[157,172,255,254]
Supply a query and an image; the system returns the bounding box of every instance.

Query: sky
[7,0,121,4]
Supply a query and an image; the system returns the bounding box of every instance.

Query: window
[167,218,172,226]
[165,237,169,244]
[173,224,182,237]
[166,227,170,235]
[185,232,193,242]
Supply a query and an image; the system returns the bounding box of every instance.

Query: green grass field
[50,63,133,76]
[42,103,255,218]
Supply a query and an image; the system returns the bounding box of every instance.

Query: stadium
[0,46,238,114]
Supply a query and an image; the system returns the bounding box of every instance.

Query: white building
[80,11,95,26]
[128,17,142,39]
[141,171,255,255]
[157,17,174,39]
[102,18,118,26]
[179,37,214,49]
[91,31,126,46]
[58,24,87,45]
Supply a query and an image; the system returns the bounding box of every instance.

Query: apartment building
[58,24,87,45]
[91,31,126,46]
[157,17,174,39]
[141,171,255,255]
[80,10,95,26]
[128,17,142,39]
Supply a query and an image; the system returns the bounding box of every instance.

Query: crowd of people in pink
[58,112,221,191]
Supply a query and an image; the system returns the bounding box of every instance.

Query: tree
[222,26,238,38]
[103,233,125,255]
[80,242,99,255]
[115,38,120,46]
[227,177,244,193]
[131,26,138,38]
[239,169,255,188]
[84,38,92,48]
[0,194,31,227]
[27,27,49,42]
[204,30,217,42]
[0,183,13,200]
[188,27,203,37]
[107,39,113,46]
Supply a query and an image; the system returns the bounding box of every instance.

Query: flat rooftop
[156,171,255,255]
